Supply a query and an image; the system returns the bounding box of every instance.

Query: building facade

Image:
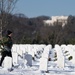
[43,16,68,27]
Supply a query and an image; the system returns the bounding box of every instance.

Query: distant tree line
[0,13,75,47]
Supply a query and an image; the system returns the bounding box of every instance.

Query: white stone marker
[55,45,65,68]
[3,56,12,69]
[12,52,18,66]
[39,58,48,71]
[39,45,52,72]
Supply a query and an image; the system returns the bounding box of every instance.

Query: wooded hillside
[1,13,75,46]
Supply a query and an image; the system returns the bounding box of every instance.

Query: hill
[1,14,75,45]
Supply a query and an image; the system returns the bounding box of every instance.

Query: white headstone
[55,45,65,68]
[39,58,48,71]
[12,52,18,66]
[3,56,12,69]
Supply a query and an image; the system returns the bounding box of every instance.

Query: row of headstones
[2,44,75,71]
[39,44,75,72]
[0,44,61,70]
[12,44,52,72]
[12,44,46,57]
[1,44,46,70]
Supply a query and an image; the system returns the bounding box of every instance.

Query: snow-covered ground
[0,59,75,75]
[0,44,75,75]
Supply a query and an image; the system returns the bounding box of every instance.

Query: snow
[0,44,75,75]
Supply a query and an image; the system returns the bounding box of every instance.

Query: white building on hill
[43,16,68,27]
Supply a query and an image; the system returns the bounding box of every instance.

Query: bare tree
[0,0,18,40]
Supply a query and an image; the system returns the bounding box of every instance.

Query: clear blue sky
[13,0,75,18]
